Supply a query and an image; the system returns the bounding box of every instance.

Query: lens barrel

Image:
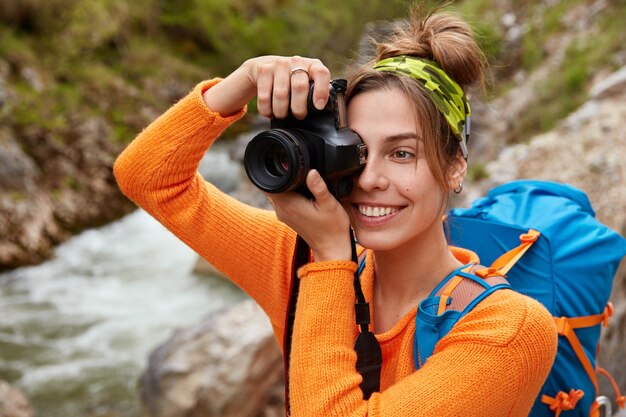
[244,129,310,193]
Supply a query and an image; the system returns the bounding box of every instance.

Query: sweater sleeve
[113,79,297,338]
[289,262,558,417]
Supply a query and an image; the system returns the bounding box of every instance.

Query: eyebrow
[383,132,420,143]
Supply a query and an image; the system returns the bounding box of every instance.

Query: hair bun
[376,7,485,89]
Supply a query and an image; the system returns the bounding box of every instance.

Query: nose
[356,157,389,192]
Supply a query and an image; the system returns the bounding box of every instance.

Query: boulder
[0,381,34,417]
[139,300,284,417]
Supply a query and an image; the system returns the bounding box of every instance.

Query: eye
[392,149,415,160]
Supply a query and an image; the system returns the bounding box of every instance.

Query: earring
[453,183,463,194]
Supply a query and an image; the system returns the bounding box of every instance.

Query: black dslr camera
[243,79,367,199]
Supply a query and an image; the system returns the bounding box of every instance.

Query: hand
[267,170,352,262]
[203,56,331,119]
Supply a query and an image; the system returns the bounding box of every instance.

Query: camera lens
[264,146,290,177]
[244,129,310,193]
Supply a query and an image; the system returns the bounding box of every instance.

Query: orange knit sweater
[114,79,558,417]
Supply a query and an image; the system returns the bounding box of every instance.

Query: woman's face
[343,87,447,252]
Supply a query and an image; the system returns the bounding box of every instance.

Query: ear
[447,154,467,191]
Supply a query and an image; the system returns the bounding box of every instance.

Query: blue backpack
[416,180,626,417]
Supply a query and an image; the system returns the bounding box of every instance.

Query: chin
[353,230,402,252]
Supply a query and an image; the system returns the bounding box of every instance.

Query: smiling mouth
[357,205,401,217]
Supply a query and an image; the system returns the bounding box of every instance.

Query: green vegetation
[63,175,82,191]
[9,191,25,202]
[1,0,625,159]
[522,42,590,134]
[0,0,407,146]
[467,162,489,182]
[513,1,624,143]
[452,0,626,144]
[157,0,408,74]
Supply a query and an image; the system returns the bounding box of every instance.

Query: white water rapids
[0,208,245,417]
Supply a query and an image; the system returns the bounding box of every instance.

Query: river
[0,208,246,417]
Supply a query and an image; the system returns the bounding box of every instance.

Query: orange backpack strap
[552,303,615,399]
[546,302,625,416]
[541,389,585,417]
[597,365,626,409]
[475,229,541,278]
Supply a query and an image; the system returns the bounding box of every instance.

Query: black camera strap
[283,232,382,416]
[350,229,382,399]
[283,235,308,417]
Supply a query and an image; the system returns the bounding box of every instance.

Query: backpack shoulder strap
[414,228,540,369]
[414,264,511,369]
[434,265,510,315]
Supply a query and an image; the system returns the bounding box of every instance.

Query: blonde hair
[347,5,485,195]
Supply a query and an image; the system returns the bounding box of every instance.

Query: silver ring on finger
[290,67,309,78]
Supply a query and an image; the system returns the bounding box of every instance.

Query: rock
[0,60,10,107]
[0,129,39,190]
[0,191,60,267]
[0,115,136,270]
[483,74,626,234]
[139,300,284,417]
[597,261,626,413]
[20,67,43,92]
[192,256,226,278]
[614,406,626,417]
[590,65,626,100]
[0,380,34,417]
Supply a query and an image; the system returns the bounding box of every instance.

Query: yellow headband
[373,55,470,159]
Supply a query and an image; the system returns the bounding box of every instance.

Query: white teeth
[359,205,399,217]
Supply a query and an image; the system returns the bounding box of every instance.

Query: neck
[372,223,462,310]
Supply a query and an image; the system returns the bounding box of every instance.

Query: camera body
[244,79,367,199]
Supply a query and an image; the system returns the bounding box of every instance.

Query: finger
[306,169,334,206]
[308,60,331,110]
[290,68,310,120]
[256,63,275,118]
[272,59,291,119]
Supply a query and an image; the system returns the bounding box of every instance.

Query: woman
[114,7,557,416]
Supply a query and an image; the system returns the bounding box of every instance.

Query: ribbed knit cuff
[298,260,357,280]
